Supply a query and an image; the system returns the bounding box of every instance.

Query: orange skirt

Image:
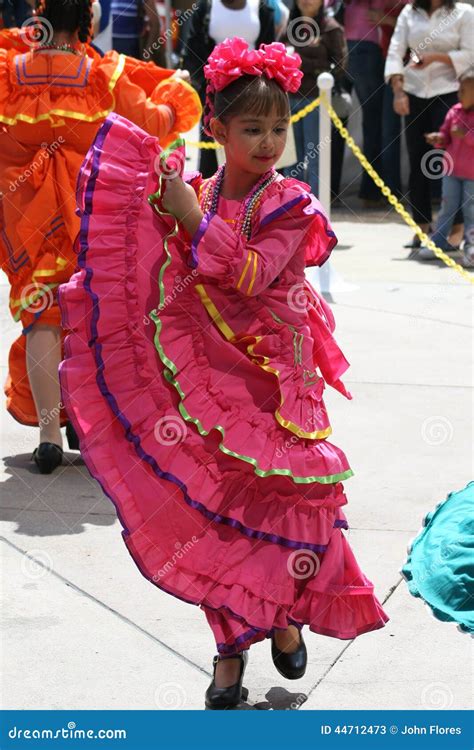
[2,222,74,427]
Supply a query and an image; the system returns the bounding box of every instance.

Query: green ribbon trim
[147,169,354,485]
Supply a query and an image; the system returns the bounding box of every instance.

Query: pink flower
[204,37,263,92]
[204,37,303,95]
[258,42,303,94]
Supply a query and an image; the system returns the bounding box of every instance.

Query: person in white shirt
[385,0,473,249]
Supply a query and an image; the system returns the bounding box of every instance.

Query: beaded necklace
[37,42,80,55]
[200,165,277,240]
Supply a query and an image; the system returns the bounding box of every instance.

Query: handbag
[330,66,353,119]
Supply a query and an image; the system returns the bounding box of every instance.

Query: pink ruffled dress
[59,113,389,655]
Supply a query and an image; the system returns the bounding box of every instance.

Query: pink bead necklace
[200,165,277,240]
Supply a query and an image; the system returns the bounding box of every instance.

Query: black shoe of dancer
[32,443,63,474]
[271,628,307,679]
[205,651,249,709]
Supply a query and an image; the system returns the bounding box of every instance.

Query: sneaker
[462,247,474,268]
[416,244,460,261]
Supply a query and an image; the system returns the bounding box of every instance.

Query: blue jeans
[283,94,320,197]
[431,175,474,249]
[347,40,385,200]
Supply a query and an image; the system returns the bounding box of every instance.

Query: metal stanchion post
[317,72,333,218]
[306,73,356,295]
[314,72,334,294]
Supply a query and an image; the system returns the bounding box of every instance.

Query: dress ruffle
[401,482,474,635]
[151,78,202,137]
[58,113,389,652]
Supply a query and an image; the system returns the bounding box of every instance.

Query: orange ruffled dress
[0,28,201,425]
[58,114,389,654]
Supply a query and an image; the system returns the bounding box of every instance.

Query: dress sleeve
[187,183,336,296]
[113,59,201,142]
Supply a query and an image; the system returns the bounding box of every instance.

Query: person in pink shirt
[420,71,474,266]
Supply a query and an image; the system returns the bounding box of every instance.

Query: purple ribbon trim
[188,210,213,269]
[258,193,337,266]
[188,211,214,268]
[217,627,263,654]
[16,53,91,87]
[258,194,308,228]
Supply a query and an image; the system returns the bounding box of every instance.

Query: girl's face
[211,108,289,176]
[296,0,323,18]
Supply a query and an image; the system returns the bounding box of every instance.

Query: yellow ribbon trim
[236,251,252,291]
[31,265,67,278]
[247,250,258,295]
[0,54,125,127]
[194,283,332,440]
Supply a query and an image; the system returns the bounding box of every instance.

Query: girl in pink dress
[59,37,389,710]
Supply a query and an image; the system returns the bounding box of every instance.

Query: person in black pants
[405,91,459,229]
[385,0,472,249]
[181,0,275,177]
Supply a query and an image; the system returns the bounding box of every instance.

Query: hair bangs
[214,75,290,125]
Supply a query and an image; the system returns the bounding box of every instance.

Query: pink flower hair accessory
[257,42,303,94]
[202,37,303,135]
[204,37,302,94]
[204,37,264,93]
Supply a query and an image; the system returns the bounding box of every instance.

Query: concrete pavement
[1,210,472,711]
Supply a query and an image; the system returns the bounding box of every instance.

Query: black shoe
[32,442,63,474]
[204,651,249,710]
[65,421,80,450]
[404,236,422,249]
[271,628,307,680]
[403,226,432,249]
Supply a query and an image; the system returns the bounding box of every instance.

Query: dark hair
[35,0,93,43]
[207,74,290,131]
[289,0,325,28]
[412,0,455,11]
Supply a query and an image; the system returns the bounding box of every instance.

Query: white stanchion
[309,72,357,295]
[317,72,333,217]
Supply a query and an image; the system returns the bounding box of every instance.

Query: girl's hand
[171,69,191,83]
[161,175,198,218]
[393,91,409,116]
[425,131,445,146]
[161,175,203,235]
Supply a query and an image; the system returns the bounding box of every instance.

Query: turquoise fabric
[401,482,474,635]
